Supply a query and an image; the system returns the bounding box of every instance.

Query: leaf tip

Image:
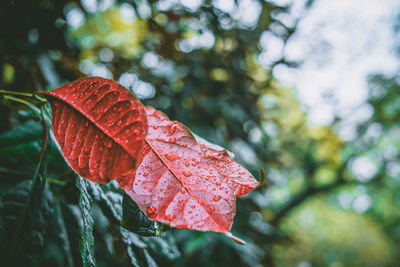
[225,232,246,245]
[257,168,266,189]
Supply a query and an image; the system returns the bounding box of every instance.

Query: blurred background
[1,0,400,266]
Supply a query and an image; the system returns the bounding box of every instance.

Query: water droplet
[214,195,221,202]
[165,214,174,221]
[188,210,192,214]
[183,171,192,177]
[198,200,204,205]
[216,181,221,186]
[158,196,163,200]
[152,125,158,129]
[163,129,167,134]
[210,207,215,211]
[225,198,229,201]
[168,137,176,143]
[85,121,89,127]
[165,153,179,160]
[167,185,171,189]
[168,124,176,134]
[146,206,156,214]
[143,173,148,177]
[191,205,195,209]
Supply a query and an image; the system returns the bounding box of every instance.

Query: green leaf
[0,181,54,265]
[121,192,170,237]
[142,249,158,267]
[76,177,96,267]
[52,200,74,267]
[126,245,141,267]
[86,181,123,223]
[120,227,148,248]
[7,107,51,255]
[119,227,148,267]
[60,202,86,266]
[142,233,181,260]
[0,120,42,166]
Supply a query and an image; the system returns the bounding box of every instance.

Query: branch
[270,168,385,226]
[270,178,348,226]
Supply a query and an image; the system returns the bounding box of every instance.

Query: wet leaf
[118,107,255,241]
[38,77,147,184]
[194,135,259,197]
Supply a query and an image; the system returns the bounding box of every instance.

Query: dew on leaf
[168,125,176,134]
[214,195,221,202]
[165,153,180,160]
[182,171,192,177]
[146,206,156,214]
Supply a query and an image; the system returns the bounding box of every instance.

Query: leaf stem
[0,166,32,176]
[46,177,67,186]
[0,89,35,97]
[3,95,42,118]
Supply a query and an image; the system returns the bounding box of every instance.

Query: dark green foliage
[121,192,170,237]
[0,120,42,167]
[0,180,54,265]
[77,176,97,267]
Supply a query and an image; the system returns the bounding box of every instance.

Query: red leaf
[118,107,257,240]
[38,77,147,184]
[194,135,259,197]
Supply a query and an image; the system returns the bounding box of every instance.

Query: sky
[270,0,400,139]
